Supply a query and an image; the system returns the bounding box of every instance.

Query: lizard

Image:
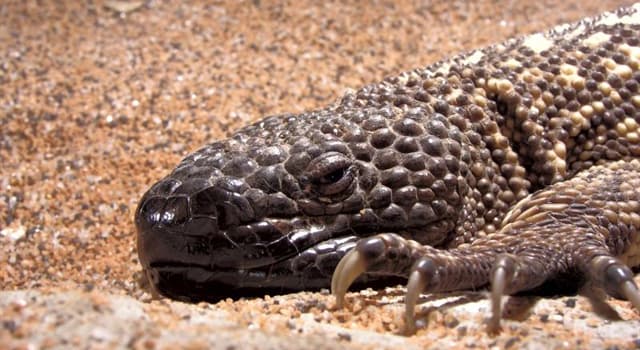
[135,3,640,332]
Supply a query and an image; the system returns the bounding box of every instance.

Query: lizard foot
[332,233,640,333]
[333,161,640,333]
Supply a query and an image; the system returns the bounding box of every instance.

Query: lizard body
[136,3,640,330]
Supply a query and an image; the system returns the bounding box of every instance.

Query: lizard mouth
[142,237,341,303]
[142,261,317,302]
[136,199,359,301]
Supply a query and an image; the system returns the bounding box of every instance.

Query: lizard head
[136,99,473,302]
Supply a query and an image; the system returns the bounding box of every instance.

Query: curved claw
[602,260,640,312]
[331,250,366,308]
[588,256,640,310]
[487,254,518,334]
[404,257,436,334]
[620,280,640,312]
[405,270,426,334]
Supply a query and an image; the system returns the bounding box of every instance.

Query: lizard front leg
[332,159,640,332]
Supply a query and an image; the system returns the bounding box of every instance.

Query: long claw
[404,257,436,334]
[488,266,506,333]
[605,262,640,309]
[620,280,640,312]
[405,270,426,334]
[487,254,517,334]
[331,250,366,308]
[587,256,640,317]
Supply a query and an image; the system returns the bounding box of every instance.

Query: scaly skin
[136,4,640,331]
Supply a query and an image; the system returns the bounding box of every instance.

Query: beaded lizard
[136,3,640,332]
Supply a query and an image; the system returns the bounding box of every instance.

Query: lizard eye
[306,152,355,196]
[322,168,348,184]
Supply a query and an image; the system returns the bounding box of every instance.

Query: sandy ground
[2,0,640,349]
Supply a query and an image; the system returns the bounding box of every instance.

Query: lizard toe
[404,257,437,334]
[332,233,417,307]
[588,255,640,312]
[331,249,366,308]
[487,254,519,334]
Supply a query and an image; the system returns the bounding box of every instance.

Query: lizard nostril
[190,184,256,229]
[191,187,220,217]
